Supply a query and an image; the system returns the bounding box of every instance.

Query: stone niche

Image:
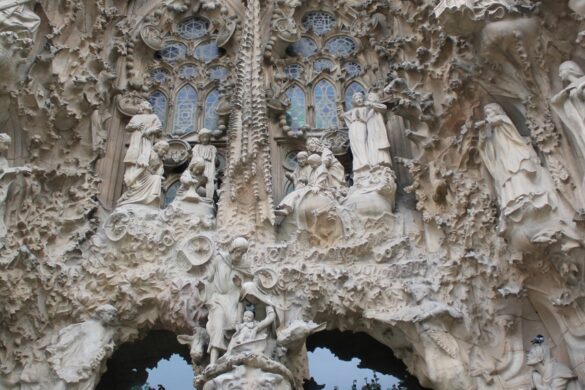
[2,0,585,390]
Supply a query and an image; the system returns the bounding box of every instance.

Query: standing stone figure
[477,103,557,239]
[365,92,392,167]
[118,140,169,207]
[120,100,162,203]
[191,128,217,200]
[551,61,585,174]
[342,92,370,173]
[46,305,118,390]
[526,335,578,390]
[0,133,30,248]
[204,237,252,364]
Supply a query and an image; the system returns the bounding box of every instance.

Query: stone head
[559,61,585,84]
[190,157,206,175]
[243,310,255,323]
[352,92,365,106]
[153,140,169,156]
[483,103,505,119]
[139,100,153,114]
[308,154,321,168]
[229,237,249,262]
[96,304,117,325]
[296,151,308,167]
[306,137,323,154]
[367,92,380,103]
[0,133,11,155]
[198,128,213,144]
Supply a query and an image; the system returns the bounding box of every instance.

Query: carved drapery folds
[4,1,585,390]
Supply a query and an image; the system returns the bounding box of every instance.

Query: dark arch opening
[96,330,194,390]
[304,330,430,390]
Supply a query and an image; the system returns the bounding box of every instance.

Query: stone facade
[1,0,585,389]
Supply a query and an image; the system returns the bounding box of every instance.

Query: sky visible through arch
[145,348,400,390]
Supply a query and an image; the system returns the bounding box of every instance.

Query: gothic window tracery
[146,15,232,137]
[314,79,338,129]
[148,91,168,128]
[173,85,198,136]
[204,89,220,130]
[301,11,336,36]
[286,85,306,132]
[280,10,368,132]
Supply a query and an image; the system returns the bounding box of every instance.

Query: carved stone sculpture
[202,237,252,364]
[0,0,40,37]
[46,305,117,390]
[118,140,169,208]
[191,128,217,200]
[343,92,370,173]
[226,307,276,355]
[365,92,393,168]
[172,157,215,218]
[526,335,579,390]
[477,103,577,251]
[551,61,585,186]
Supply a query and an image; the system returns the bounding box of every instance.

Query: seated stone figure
[176,157,208,203]
[526,335,579,390]
[276,153,321,217]
[117,140,169,208]
[172,157,215,218]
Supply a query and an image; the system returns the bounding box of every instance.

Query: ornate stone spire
[217,0,275,238]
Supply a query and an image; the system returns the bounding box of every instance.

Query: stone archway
[96,330,193,390]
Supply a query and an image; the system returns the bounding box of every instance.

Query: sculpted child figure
[191,128,217,200]
[176,157,208,203]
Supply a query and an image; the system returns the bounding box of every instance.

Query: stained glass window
[194,41,220,63]
[160,42,187,64]
[344,82,366,110]
[286,85,306,132]
[151,69,169,84]
[285,64,303,80]
[313,58,334,73]
[313,80,338,129]
[203,89,220,130]
[302,12,336,36]
[178,17,209,40]
[343,62,363,77]
[172,85,198,135]
[148,91,168,128]
[287,37,318,57]
[164,181,181,207]
[210,66,228,81]
[179,64,199,79]
[324,36,356,57]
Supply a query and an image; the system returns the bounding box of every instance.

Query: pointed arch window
[172,85,198,135]
[203,89,220,130]
[344,82,366,111]
[314,80,338,129]
[286,85,306,132]
[148,91,168,127]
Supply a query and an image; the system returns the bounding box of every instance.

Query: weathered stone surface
[1,1,585,389]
